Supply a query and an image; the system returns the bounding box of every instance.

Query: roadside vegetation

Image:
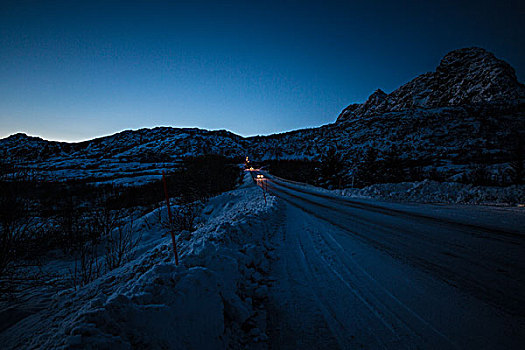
[266,140,524,190]
[0,155,241,296]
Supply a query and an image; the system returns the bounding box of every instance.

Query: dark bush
[318,147,346,188]
[267,159,320,185]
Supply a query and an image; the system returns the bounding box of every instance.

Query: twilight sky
[1,0,523,142]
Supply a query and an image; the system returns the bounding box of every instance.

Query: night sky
[1,0,523,141]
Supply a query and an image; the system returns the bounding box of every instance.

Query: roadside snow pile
[341,180,525,205]
[1,174,280,349]
[268,173,524,205]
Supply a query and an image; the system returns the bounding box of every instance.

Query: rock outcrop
[337,47,525,122]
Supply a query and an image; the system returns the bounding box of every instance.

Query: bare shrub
[0,219,34,277]
[54,196,84,253]
[69,242,102,290]
[0,172,39,277]
[172,203,200,232]
[88,205,123,244]
[104,216,141,271]
[66,211,141,289]
[157,202,201,240]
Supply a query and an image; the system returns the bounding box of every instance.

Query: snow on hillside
[0,47,523,186]
[0,174,281,349]
[336,47,525,121]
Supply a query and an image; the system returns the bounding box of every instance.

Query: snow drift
[1,174,281,349]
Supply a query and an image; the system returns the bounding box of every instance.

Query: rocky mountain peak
[6,132,29,140]
[365,89,387,104]
[432,47,524,106]
[370,88,387,98]
[337,47,524,122]
[338,89,389,120]
[437,47,492,70]
[2,132,44,146]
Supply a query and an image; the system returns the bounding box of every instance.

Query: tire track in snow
[269,174,524,240]
[305,214,460,348]
[265,179,525,317]
[260,173,525,348]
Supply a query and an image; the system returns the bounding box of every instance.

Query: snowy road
[254,173,525,349]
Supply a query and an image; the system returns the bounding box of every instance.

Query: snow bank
[340,180,525,205]
[1,174,280,349]
[269,173,524,205]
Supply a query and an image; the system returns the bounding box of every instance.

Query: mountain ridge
[2,47,524,186]
[337,47,525,122]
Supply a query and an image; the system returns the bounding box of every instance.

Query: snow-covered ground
[2,172,524,349]
[0,173,280,349]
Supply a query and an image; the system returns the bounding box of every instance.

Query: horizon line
[0,121,335,144]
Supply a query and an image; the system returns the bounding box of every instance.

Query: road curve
[253,172,525,349]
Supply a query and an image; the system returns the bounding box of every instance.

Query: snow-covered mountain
[1,47,524,185]
[337,47,524,121]
[250,47,525,183]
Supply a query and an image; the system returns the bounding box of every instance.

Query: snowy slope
[2,171,524,348]
[0,174,281,349]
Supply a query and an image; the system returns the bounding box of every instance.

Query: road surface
[253,172,525,349]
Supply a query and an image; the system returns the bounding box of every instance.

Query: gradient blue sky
[1,0,523,141]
